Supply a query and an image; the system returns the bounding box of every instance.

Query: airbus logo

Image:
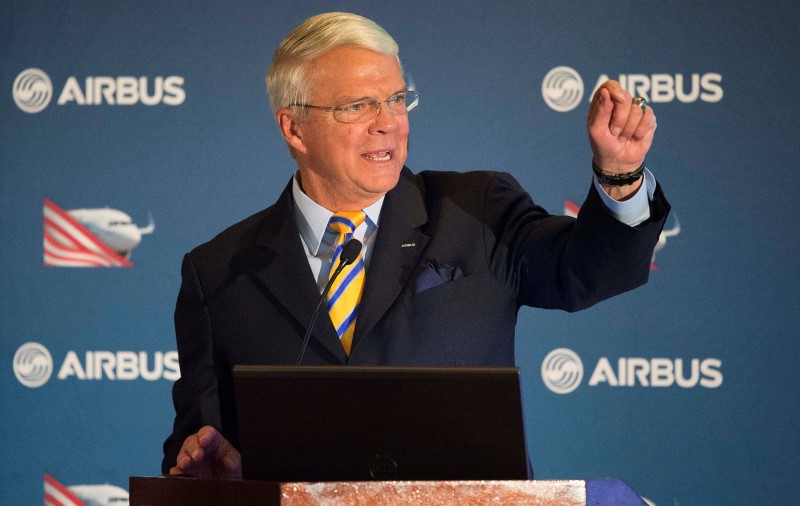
[543,67,723,112]
[13,342,53,388]
[13,68,53,113]
[13,342,180,388]
[12,68,185,112]
[541,66,584,112]
[541,348,723,393]
[541,348,583,394]
[590,73,723,104]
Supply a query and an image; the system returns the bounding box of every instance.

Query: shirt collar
[292,173,383,256]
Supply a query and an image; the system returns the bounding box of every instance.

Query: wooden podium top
[130,477,595,505]
[280,480,586,505]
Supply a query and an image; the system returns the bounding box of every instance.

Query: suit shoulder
[415,169,523,191]
[411,169,526,209]
[187,204,275,265]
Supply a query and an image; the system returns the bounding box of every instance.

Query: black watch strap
[592,160,645,186]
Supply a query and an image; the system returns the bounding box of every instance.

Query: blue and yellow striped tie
[327,211,366,355]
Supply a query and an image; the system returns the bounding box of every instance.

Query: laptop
[233,365,528,482]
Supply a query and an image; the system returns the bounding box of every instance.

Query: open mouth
[362,151,392,161]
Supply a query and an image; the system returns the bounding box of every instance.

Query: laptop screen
[233,365,528,482]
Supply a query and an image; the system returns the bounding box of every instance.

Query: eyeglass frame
[289,90,419,124]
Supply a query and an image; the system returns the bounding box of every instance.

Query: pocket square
[414,261,464,294]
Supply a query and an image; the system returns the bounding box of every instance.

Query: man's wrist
[592,159,646,186]
[593,167,654,226]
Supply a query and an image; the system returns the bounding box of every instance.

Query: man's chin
[375,167,403,193]
[361,163,402,189]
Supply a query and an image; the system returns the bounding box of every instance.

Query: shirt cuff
[593,168,656,227]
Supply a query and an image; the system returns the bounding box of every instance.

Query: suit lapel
[353,168,429,349]
[250,181,347,363]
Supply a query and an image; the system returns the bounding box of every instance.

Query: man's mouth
[362,151,392,161]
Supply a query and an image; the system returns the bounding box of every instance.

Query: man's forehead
[308,46,405,99]
[310,45,399,67]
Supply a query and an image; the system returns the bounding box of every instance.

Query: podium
[129,476,647,505]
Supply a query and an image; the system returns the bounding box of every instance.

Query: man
[163,12,669,479]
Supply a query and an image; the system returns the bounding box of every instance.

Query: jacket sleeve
[483,172,670,311]
[161,252,223,474]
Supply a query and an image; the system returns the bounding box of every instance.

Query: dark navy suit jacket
[162,167,669,472]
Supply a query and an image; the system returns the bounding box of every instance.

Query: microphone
[296,238,363,364]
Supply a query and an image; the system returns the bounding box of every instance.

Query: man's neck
[295,170,384,212]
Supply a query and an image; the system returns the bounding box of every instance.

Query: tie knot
[328,211,366,235]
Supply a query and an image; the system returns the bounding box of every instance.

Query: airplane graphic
[43,199,154,267]
[45,474,129,506]
[69,483,130,506]
[650,216,681,269]
[66,207,155,259]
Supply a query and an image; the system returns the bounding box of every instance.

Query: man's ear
[277,108,307,155]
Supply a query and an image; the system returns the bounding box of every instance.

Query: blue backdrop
[3,1,799,504]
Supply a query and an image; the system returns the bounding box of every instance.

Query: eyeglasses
[291,90,419,124]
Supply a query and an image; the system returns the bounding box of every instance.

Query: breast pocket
[403,274,484,317]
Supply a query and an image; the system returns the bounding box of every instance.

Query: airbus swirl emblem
[13,68,53,113]
[541,348,583,394]
[542,66,584,112]
[13,342,53,388]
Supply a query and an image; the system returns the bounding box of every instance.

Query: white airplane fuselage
[68,483,129,505]
[67,208,154,258]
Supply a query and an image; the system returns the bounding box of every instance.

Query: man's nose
[370,101,398,133]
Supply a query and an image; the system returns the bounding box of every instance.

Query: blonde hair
[266,12,400,119]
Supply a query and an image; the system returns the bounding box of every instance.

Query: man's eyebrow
[336,95,372,105]
[336,88,409,105]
